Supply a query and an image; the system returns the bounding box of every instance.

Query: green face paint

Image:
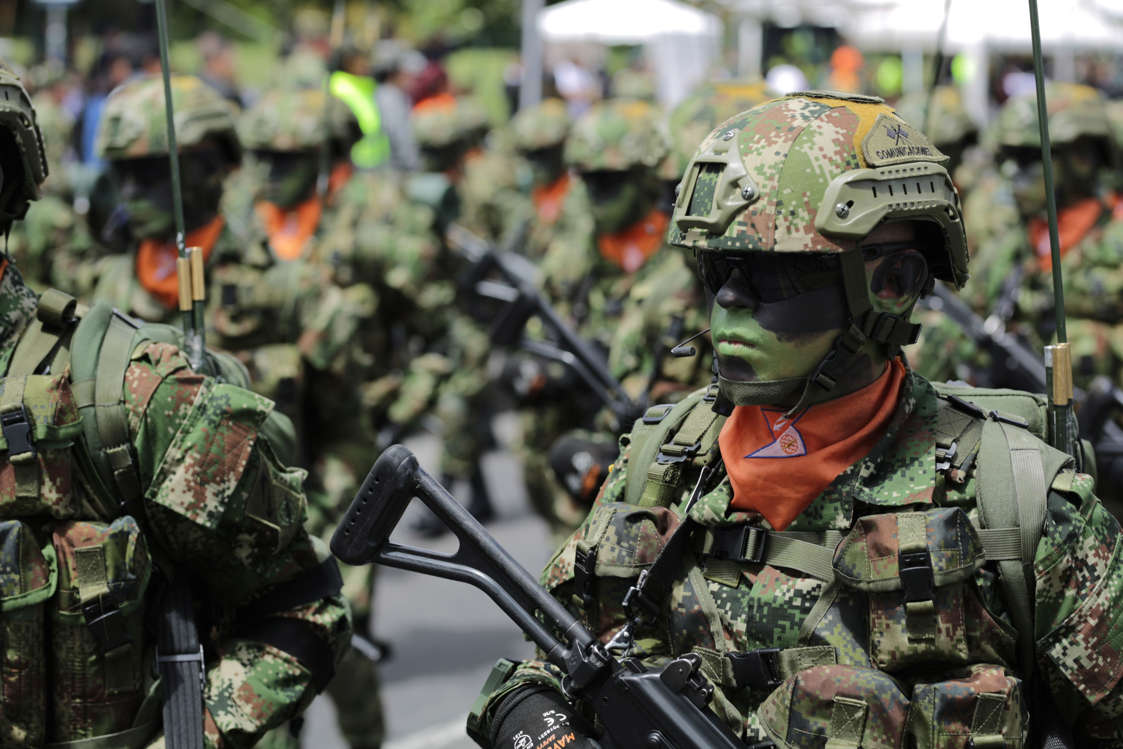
[710,301,838,382]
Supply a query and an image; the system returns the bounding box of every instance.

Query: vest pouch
[833,508,986,672]
[757,664,910,748]
[907,665,1027,748]
[0,519,57,746]
[0,373,83,520]
[50,516,153,740]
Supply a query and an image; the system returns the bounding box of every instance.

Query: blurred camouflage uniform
[470,92,1123,748]
[0,63,349,748]
[237,86,396,748]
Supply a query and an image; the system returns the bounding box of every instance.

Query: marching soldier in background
[0,62,350,748]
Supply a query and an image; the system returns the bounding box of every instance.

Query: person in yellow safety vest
[329,48,390,169]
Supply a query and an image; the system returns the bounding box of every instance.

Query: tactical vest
[0,290,249,747]
[568,379,1074,747]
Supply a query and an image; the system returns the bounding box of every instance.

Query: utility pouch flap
[907,665,1027,749]
[0,519,58,610]
[0,374,83,450]
[758,664,910,749]
[833,508,985,594]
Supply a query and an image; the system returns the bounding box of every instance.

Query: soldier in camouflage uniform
[0,64,350,747]
[238,85,396,749]
[468,92,1123,747]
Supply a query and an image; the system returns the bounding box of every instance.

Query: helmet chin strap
[714,249,921,419]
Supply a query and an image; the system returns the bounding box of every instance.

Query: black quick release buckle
[1,407,35,459]
[899,550,935,603]
[709,525,768,564]
[655,441,702,465]
[729,648,783,690]
[82,590,132,655]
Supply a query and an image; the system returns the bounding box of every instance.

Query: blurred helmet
[510,97,571,152]
[275,48,329,90]
[565,98,670,173]
[893,86,977,149]
[97,74,242,164]
[0,63,48,226]
[993,81,1110,148]
[238,87,357,152]
[412,96,489,150]
[670,91,966,287]
[663,79,775,180]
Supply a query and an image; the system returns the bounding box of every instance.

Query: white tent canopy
[839,0,1123,52]
[537,0,724,106]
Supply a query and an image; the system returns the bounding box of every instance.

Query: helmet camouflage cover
[0,63,48,212]
[564,98,670,172]
[670,91,968,288]
[664,79,775,180]
[238,87,357,152]
[893,85,977,148]
[510,97,570,152]
[412,96,489,149]
[994,81,1110,148]
[96,74,242,164]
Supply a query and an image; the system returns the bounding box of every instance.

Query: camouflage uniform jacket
[0,264,350,747]
[478,370,1123,745]
[6,194,101,299]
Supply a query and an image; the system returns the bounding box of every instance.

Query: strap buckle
[156,644,206,690]
[655,440,701,465]
[82,590,132,655]
[622,569,660,624]
[729,647,783,690]
[709,525,768,564]
[573,546,598,609]
[1,407,36,460]
[899,550,935,603]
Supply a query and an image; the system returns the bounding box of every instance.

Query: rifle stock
[330,445,745,748]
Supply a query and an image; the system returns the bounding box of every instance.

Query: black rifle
[331,445,745,749]
[446,223,644,429]
[928,282,1123,467]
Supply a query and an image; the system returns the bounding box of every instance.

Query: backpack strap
[8,289,82,377]
[625,383,726,508]
[976,416,1073,678]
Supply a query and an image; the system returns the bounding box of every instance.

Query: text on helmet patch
[861,113,947,167]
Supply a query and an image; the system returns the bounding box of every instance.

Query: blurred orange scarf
[533,173,572,224]
[597,209,668,273]
[720,360,906,530]
[136,216,224,309]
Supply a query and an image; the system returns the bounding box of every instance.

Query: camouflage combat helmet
[564,98,670,172]
[510,98,570,152]
[0,64,48,227]
[664,79,774,180]
[894,86,977,150]
[994,81,1111,148]
[412,96,489,150]
[671,92,968,412]
[238,87,357,152]
[96,74,242,164]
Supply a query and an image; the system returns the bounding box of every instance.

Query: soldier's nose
[715,269,759,311]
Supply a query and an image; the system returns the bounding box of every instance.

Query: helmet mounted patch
[861,113,948,167]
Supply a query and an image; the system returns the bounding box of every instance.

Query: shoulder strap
[8,288,82,377]
[977,417,1073,677]
[625,384,725,508]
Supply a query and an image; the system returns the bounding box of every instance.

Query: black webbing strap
[157,578,205,749]
[245,558,343,618]
[239,618,336,691]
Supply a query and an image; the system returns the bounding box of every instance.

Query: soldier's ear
[867,250,929,316]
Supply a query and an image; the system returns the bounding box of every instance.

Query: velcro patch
[862,113,947,167]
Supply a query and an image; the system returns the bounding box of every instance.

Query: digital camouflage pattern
[664,79,774,180]
[564,98,670,172]
[0,263,350,747]
[477,372,1123,744]
[993,81,1111,148]
[510,97,571,152]
[238,87,356,152]
[893,86,977,153]
[412,96,489,151]
[96,74,241,162]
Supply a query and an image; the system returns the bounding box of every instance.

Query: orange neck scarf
[720,359,907,530]
[136,216,224,309]
[533,172,572,224]
[597,209,668,273]
[1029,196,1106,271]
[256,196,324,261]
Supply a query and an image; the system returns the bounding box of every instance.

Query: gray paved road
[304,420,554,749]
